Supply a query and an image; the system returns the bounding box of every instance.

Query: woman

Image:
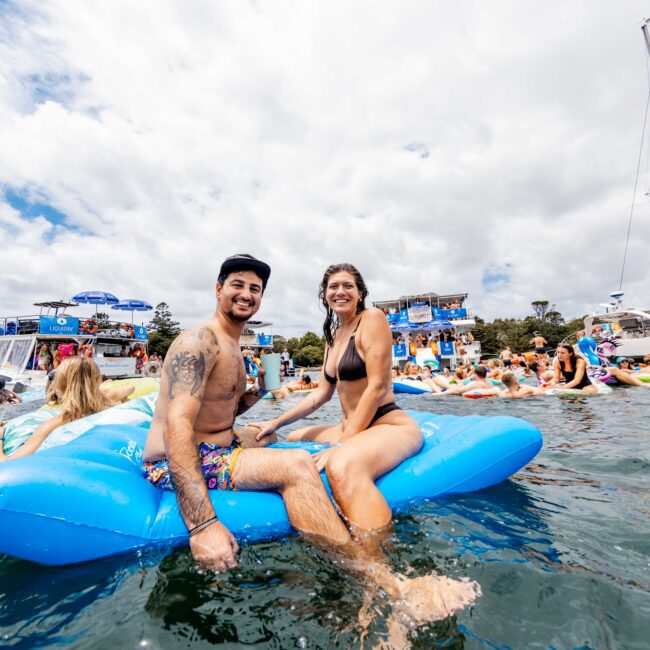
[548,343,597,394]
[0,357,134,461]
[37,344,52,371]
[253,263,423,533]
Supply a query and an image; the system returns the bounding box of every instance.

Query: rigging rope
[618,21,650,291]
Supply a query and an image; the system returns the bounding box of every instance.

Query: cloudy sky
[1,1,649,336]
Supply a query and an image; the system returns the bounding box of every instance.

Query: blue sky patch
[482,265,512,291]
[4,187,69,226]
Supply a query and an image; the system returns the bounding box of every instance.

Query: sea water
[1,387,649,648]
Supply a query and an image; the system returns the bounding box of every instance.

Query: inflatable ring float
[0,408,542,565]
[78,344,94,358]
[80,319,98,335]
[121,323,135,339]
[143,361,162,377]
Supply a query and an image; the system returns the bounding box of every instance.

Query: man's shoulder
[169,320,222,355]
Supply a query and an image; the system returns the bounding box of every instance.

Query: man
[530,332,548,359]
[280,348,291,374]
[499,347,513,368]
[499,372,545,398]
[528,360,554,385]
[143,254,350,572]
[441,365,498,396]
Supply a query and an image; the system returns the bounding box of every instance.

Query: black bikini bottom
[369,402,401,426]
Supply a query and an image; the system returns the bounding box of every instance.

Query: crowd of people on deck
[31,342,159,374]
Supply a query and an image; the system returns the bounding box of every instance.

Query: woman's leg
[287,423,343,443]
[325,412,422,530]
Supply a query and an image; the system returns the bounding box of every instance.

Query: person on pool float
[268,371,319,399]
[441,365,499,396]
[251,263,479,622]
[0,379,21,405]
[547,344,596,393]
[499,372,546,399]
[604,357,650,387]
[528,359,554,385]
[0,357,134,461]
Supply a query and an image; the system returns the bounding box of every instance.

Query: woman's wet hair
[302,374,311,384]
[319,263,369,347]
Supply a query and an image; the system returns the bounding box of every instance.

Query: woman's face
[555,347,570,361]
[326,271,360,317]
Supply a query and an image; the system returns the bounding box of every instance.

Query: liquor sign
[39,316,80,336]
[134,325,148,341]
[257,335,273,346]
[431,307,443,320]
[441,308,467,319]
[393,344,408,359]
[407,303,432,324]
[440,341,455,356]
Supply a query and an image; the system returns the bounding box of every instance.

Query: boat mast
[618,19,650,291]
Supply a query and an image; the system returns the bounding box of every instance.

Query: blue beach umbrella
[72,290,120,316]
[423,319,454,331]
[111,299,153,323]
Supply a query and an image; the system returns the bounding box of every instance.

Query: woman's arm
[0,414,64,461]
[252,352,337,440]
[562,359,588,389]
[547,361,562,386]
[339,310,392,441]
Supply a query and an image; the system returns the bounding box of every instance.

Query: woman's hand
[312,446,336,472]
[250,419,279,442]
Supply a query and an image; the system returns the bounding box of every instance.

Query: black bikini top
[323,318,367,384]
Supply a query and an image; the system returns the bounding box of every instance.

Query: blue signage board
[441,308,467,319]
[134,325,148,340]
[393,344,407,358]
[431,307,442,320]
[257,335,273,346]
[387,313,399,324]
[440,340,455,356]
[39,316,79,336]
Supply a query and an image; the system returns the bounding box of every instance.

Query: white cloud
[1,0,649,335]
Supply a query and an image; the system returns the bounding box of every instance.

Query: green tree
[95,311,111,329]
[292,345,323,367]
[147,302,181,338]
[531,300,550,321]
[272,335,287,353]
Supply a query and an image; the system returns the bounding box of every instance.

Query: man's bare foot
[392,574,481,624]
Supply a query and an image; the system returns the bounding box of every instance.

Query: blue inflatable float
[0,410,542,566]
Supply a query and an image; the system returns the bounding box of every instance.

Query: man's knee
[280,449,319,485]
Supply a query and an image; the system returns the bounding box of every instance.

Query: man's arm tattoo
[168,350,206,400]
[168,457,214,525]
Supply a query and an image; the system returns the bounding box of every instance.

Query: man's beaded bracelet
[188,516,218,537]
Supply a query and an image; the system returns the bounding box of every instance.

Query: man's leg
[232,447,350,546]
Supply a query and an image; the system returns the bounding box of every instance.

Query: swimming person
[499,372,545,398]
[251,263,479,624]
[548,344,597,393]
[439,365,499,396]
[142,255,352,574]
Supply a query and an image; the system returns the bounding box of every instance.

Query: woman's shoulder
[361,307,389,326]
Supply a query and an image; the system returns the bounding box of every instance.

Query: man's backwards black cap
[218,254,271,290]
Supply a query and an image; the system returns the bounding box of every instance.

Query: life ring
[78,344,94,358]
[121,324,135,339]
[80,319,98,335]
[143,361,161,377]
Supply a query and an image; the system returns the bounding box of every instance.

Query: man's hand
[189,520,239,572]
[249,419,279,442]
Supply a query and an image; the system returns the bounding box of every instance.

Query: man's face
[216,270,263,322]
